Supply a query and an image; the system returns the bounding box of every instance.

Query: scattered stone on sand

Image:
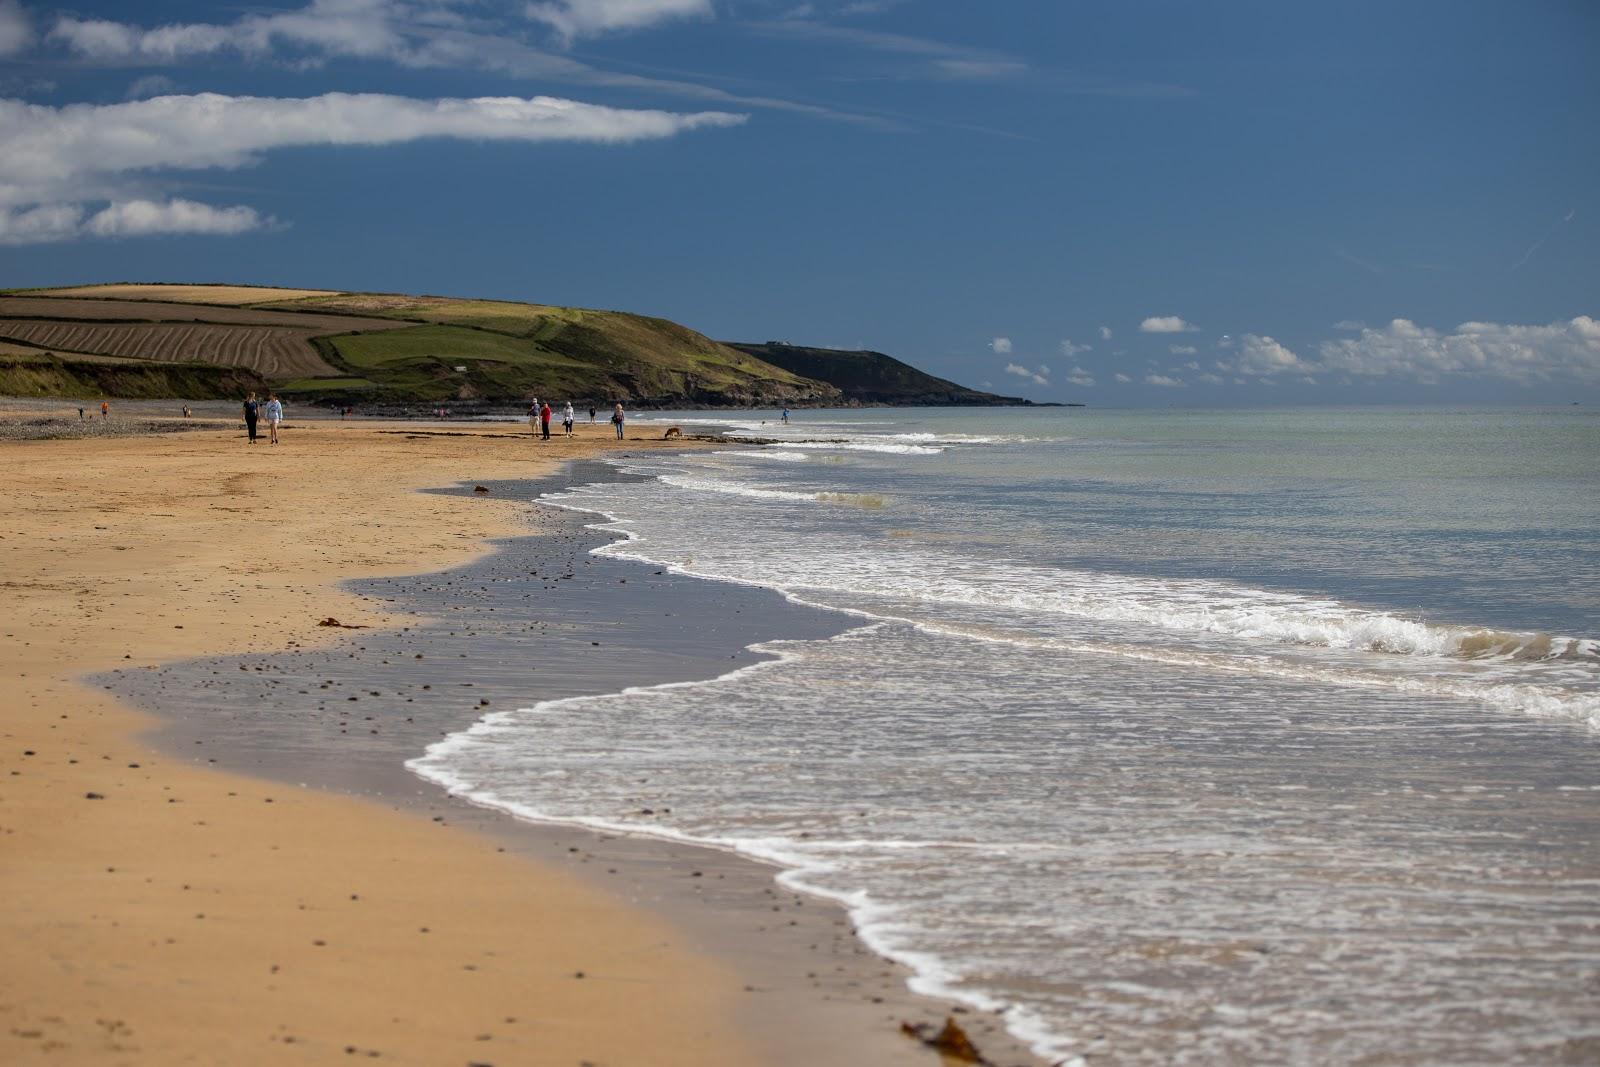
[900,1016,990,1064]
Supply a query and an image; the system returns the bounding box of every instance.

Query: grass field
[16,284,346,305]
[321,324,610,402]
[328,324,581,368]
[0,296,404,333]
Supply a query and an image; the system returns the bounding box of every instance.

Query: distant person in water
[78,407,85,420]
[588,405,597,424]
[181,405,191,418]
[263,393,284,445]
[563,402,575,437]
[782,407,790,424]
[611,402,625,440]
[100,401,108,420]
[242,392,260,443]
[540,400,552,441]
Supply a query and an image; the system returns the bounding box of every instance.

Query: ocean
[409,407,1600,1065]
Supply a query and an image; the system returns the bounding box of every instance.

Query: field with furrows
[0,321,344,378]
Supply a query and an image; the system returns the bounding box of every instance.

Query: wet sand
[0,414,1037,1065]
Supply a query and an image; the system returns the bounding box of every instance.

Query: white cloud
[41,2,864,127]
[1196,373,1225,385]
[1182,361,1200,371]
[0,202,84,243]
[1139,315,1197,334]
[1144,373,1185,387]
[0,91,743,243]
[0,0,32,56]
[1169,344,1197,356]
[1113,372,1132,383]
[84,198,267,238]
[1332,319,1364,332]
[1098,325,1112,340]
[1005,362,1049,387]
[1231,334,1315,377]
[48,0,407,62]
[526,0,713,42]
[1066,366,1095,387]
[990,336,1013,355]
[1316,317,1600,386]
[1060,338,1091,358]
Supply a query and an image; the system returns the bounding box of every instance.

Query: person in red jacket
[540,400,552,441]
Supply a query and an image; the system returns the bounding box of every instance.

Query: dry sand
[0,416,799,1065]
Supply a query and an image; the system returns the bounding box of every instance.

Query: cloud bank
[0,91,744,243]
[1190,319,1598,388]
[1316,317,1600,386]
[40,0,866,126]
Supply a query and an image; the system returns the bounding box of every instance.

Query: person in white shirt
[562,402,575,437]
[263,394,284,445]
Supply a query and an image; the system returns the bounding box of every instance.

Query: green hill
[1,284,1027,409]
[1,285,839,407]
[727,342,1027,406]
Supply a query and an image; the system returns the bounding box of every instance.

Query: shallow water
[411,408,1600,1064]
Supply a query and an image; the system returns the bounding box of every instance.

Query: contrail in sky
[1512,208,1576,271]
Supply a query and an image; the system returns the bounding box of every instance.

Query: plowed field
[0,321,343,379]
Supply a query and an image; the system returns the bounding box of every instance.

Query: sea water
[409,407,1600,1064]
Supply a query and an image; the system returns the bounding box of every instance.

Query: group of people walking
[242,392,283,444]
[528,398,576,440]
[527,399,628,440]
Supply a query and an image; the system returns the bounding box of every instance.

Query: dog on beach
[663,426,682,439]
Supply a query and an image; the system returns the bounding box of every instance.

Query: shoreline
[0,418,1038,1066]
[105,464,1041,1066]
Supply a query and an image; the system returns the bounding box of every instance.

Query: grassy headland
[2,283,1029,408]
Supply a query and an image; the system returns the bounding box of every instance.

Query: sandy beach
[0,406,1017,1066]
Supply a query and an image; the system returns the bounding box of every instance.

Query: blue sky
[0,0,1596,405]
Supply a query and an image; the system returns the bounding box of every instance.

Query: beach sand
[1,411,1031,1065]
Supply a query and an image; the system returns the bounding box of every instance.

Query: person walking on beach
[563,402,575,437]
[242,392,260,443]
[611,401,625,440]
[100,401,108,420]
[263,393,284,445]
[588,404,597,424]
[540,400,553,441]
[528,397,541,437]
